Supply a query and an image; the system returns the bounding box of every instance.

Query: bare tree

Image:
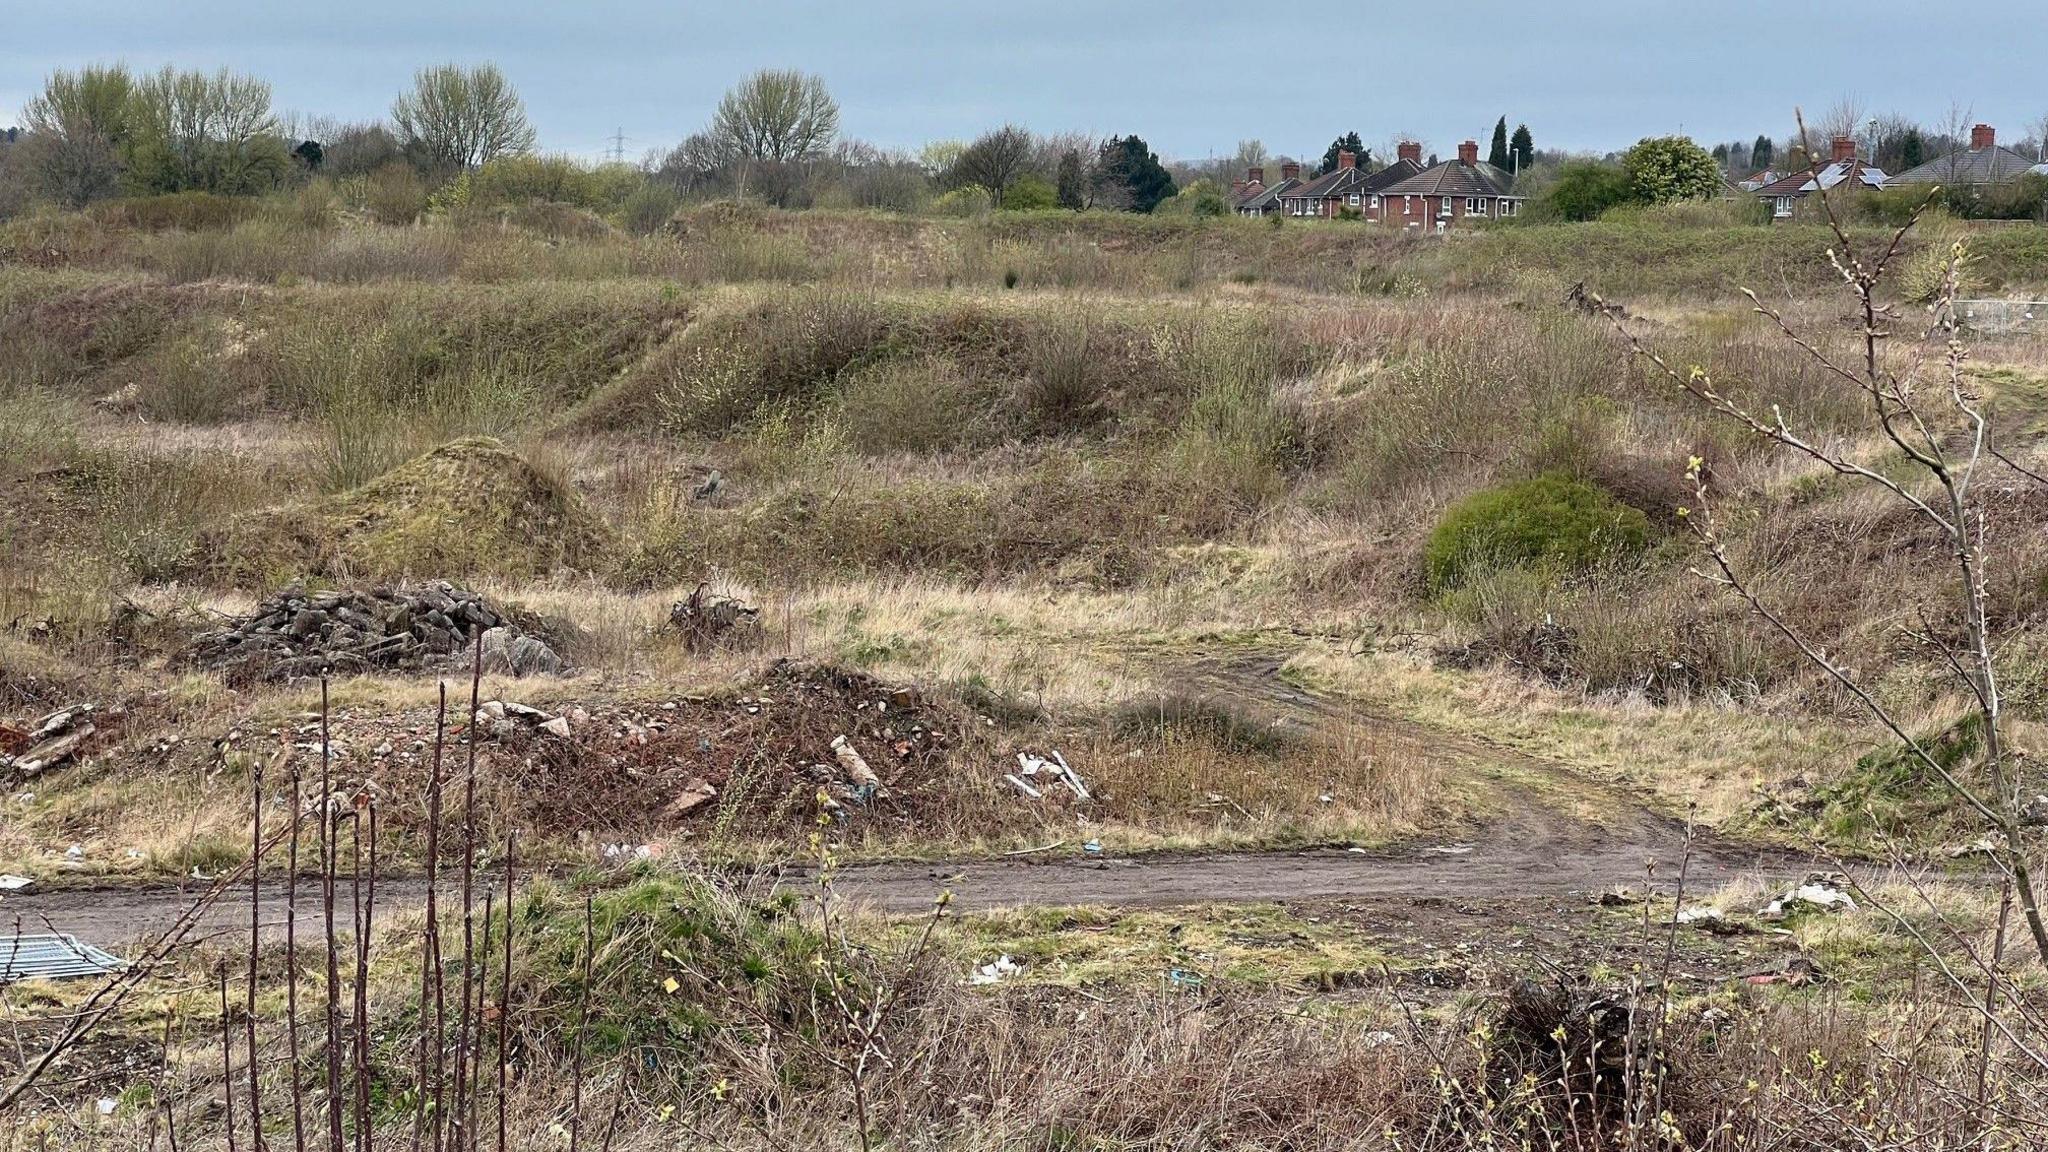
[392,63,535,173]
[704,68,839,204]
[949,124,1035,206]
[1595,117,2048,969]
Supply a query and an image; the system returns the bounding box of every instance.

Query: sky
[5,1,2046,164]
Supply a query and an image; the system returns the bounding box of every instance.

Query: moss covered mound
[203,438,611,584]
[1425,473,1650,592]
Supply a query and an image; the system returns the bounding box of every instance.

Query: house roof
[1285,158,1425,202]
[1752,160,1887,197]
[1235,177,1300,211]
[1377,158,1521,199]
[1889,145,2042,185]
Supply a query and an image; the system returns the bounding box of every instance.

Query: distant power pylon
[608,127,628,163]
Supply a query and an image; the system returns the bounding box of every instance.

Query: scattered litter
[1346,846,1369,855]
[1674,906,1724,926]
[1761,873,1857,920]
[97,1098,117,1116]
[1363,1030,1399,1048]
[601,842,659,862]
[1424,844,1473,856]
[0,934,128,982]
[969,955,1021,985]
[0,874,34,894]
[831,735,888,798]
[1166,968,1204,989]
[1009,750,1090,803]
[64,844,85,862]
[1,703,98,778]
[1082,838,1103,855]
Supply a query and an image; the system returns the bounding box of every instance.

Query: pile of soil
[189,581,561,684]
[491,662,980,843]
[198,438,612,584]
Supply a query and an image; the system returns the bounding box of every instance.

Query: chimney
[1231,180,1247,198]
[1457,139,1479,166]
[1337,149,1355,170]
[1397,141,1422,165]
[1830,135,1856,163]
[1971,123,1995,150]
[1247,166,1265,186]
[1280,161,1300,181]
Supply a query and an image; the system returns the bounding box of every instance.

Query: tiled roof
[1378,159,1521,199]
[1285,158,1426,203]
[1752,160,1886,197]
[1235,177,1300,211]
[1889,146,2042,185]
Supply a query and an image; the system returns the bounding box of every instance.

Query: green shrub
[1424,473,1650,591]
[1542,162,1635,222]
[1001,175,1057,211]
[619,183,682,235]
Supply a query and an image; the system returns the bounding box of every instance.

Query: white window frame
[1500,199,1518,217]
[1347,193,1360,205]
[1370,195,1381,208]
[1403,195,1414,215]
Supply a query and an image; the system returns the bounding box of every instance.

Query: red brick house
[1751,136,1887,221]
[1276,146,1424,219]
[1231,162,1302,216]
[1374,140,1524,230]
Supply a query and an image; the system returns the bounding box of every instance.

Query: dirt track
[2,651,1821,949]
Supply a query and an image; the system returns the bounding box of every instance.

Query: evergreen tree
[1488,117,1510,169]
[1510,123,1534,173]
[1752,134,1774,170]
[1317,130,1365,176]
[1094,134,1175,213]
[1055,148,1085,209]
[1899,128,1926,171]
[1711,142,1730,169]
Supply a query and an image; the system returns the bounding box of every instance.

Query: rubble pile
[0,703,100,777]
[191,582,562,683]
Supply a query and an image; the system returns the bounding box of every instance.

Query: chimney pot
[1337,149,1355,170]
[1971,123,1995,150]
[1248,166,1265,186]
[1280,161,1300,181]
[1457,139,1480,166]
[1397,141,1422,165]
[1830,135,1856,164]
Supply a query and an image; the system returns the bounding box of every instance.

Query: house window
[1465,197,1484,214]
[1403,196,1414,214]
[1370,195,1380,208]
[1347,193,1360,205]
[1499,199,1518,217]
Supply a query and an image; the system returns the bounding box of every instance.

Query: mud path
[7,649,1815,948]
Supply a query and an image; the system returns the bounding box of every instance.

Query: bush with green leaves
[1001,173,1057,211]
[1424,472,1650,592]
[1540,161,1635,221]
[1620,136,1723,205]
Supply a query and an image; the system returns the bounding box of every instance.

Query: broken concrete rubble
[1,704,98,778]
[191,582,561,683]
[1760,873,1857,920]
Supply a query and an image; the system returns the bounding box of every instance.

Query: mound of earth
[490,662,985,844]
[200,438,611,583]
[188,581,564,684]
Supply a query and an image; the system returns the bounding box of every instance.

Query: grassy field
[4,201,2048,1148]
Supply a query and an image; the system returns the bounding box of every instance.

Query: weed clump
[1425,473,1649,592]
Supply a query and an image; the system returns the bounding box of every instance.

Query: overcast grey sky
[6,1,2044,163]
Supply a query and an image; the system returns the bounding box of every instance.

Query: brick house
[1276,146,1424,219]
[1373,140,1523,230]
[1889,124,2047,188]
[1231,162,1302,216]
[1752,136,1887,220]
